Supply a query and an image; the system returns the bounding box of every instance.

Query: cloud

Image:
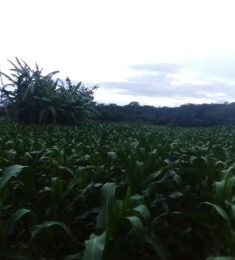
[130,63,183,74]
[100,61,235,104]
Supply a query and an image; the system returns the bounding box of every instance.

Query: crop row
[0,122,235,259]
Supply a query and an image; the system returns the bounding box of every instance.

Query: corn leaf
[204,202,230,224]
[0,165,26,192]
[96,182,116,230]
[31,221,71,239]
[83,232,106,260]
[7,208,31,235]
[126,216,144,242]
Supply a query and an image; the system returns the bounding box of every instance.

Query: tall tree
[0,58,98,124]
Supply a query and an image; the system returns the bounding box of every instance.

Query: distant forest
[1,101,235,127]
[96,101,235,127]
[1,58,235,127]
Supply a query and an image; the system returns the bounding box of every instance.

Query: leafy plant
[0,58,98,124]
[1,122,235,258]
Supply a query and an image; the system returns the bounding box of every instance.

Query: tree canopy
[0,58,98,124]
[97,102,235,127]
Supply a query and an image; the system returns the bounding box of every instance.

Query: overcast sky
[1,0,235,106]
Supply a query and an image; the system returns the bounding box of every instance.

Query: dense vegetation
[1,121,235,259]
[0,58,97,125]
[1,58,235,259]
[97,102,235,127]
[1,58,235,128]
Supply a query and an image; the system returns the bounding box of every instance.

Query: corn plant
[1,122,235,258]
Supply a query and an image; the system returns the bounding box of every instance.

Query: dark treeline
[1,58,235,127]
[96,101,235,127]
[0,58,235,127]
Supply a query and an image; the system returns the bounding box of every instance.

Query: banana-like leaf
[83,232,106,260]
[96,182,116,230]
[45,71,60,79]
[48,106,56,123]
[22,85,33,101]
[39,108,47,123]
[31,221,71,239]
[15,57,27,70]
[40,97,52,103]
[7,59,24,73]
[0,71,15,83]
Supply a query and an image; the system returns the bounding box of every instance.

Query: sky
[1,0,235,107]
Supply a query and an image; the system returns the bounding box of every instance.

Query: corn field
[1,121,235,259]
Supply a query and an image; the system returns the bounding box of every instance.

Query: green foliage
[31,221,71,239]
[0,58,98,124]
[97,102,235,126]
[83,232,107,260]
[1,122,235,258]
[96,183,116,230]
[0,165,25,193]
